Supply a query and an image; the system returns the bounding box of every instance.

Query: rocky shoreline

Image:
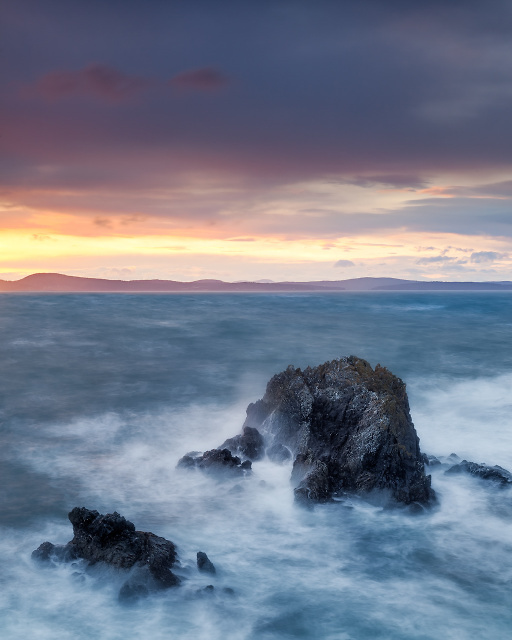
[33,356,512,599]
[180,356,435,507]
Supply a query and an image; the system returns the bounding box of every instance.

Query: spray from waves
[410,372,512,469]
[3,470,512,639]
[1,378,512,639]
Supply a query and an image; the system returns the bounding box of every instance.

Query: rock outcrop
[197,551,216,574]
[177,448,252,475]
[33,508,180,595]
[242,356,434,506]
[445,460,512,486]
[220,426,265,461]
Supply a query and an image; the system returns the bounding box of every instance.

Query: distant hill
[0,273,511,293]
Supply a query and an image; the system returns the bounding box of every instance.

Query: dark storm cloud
[3,0,512,237]
[169,67,229,91]
[29,64,155,102]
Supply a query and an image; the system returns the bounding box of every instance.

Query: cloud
[470,251,508,263]
[169,67,228,91]
[30,64,153,102]
[416,256,458,264]
[334,259,356,268]
[5,0,512,257]
[94,217,112,228]
[342,174,428,190]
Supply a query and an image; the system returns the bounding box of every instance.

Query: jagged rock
[33,508,180,594]
[197,551,216,574]
[243,356,434,506]
[32,541,77,563]
[177,454,197,469]
[293,458,330,504]
[445,460,512,486]
[423,454,441,466]
[266,442,292,463]
[220,426,265,461]
[177,448,252,475]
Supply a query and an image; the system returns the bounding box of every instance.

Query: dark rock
[197,551,216,574]
[445,460,512,486]
[32,541,56,562]
[423,454,441,466]
[243,356,435,506]
[176,455,196,469]
[33,508,180,592]
[220,426,265,461]
[293,457,331,504]
[177,448,251,475]
[32,541,77,563]
[266,442,292,463]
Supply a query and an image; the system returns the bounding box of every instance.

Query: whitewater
[0,292,511,639]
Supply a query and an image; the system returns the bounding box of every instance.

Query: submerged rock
[33,508,180,595]
[177,448,252,475]
[197,551,216,574]
[31,540,77,563]
[243,356,434,506]
[220,426,265,461]
[445,460,512,486]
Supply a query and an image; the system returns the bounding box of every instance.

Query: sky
[2,0,512,282]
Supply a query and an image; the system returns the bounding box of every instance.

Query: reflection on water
[0,293,511,639]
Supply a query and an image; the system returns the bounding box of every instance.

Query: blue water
[1,293,511,639]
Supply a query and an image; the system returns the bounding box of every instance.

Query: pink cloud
[169,67,228,91]
[31,64,153,102]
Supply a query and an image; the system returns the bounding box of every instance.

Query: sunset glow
[2,1,512,282]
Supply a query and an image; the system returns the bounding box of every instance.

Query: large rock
[244,356,434,506]
[33,508,180,592]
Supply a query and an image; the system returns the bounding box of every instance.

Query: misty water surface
[0,292,511,639]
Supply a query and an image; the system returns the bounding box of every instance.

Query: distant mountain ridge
[0,273,511,292]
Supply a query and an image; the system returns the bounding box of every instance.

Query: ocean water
[1,292,511,639]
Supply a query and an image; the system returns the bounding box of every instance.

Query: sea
[0,292,511,640]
